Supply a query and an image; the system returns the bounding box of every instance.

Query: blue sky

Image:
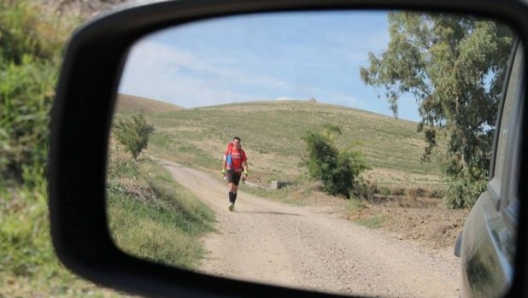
[119,11,421,122]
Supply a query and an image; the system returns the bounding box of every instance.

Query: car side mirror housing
[49,0,528,297]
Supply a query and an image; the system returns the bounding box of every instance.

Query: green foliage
[0,184,124,297]
[0,0,71,187]
[0,56,56,186]
[360,12,514,208]
[114,113,155,160]
[444,165,488,208]
[0,0,64,63]
[106,154,215,269]
[0,2,128,296]
[0,1,78,287]
[1,184,52,278]
[0,0,85,187]
[0,0,78,205]
[301,124,370,198]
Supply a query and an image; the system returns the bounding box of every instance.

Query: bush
[0,0,65,63]
[300,125,370,198]
[444,167,487,209]
[0,56,56,186]
[0,0,68,187]
[0,1,131,296]
[113,113,155,160]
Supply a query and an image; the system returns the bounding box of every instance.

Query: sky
[119,11,422,122]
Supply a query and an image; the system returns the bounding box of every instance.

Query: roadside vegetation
[113,113,155,161]
[0,1,163,297]
[0,1,131,296]
[300,123,370,199]
[106,135,216,269]
[361,12,514,208]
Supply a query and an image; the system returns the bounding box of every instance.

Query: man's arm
[222,154,227,174]
[242,161,248,181]
[242,150,248,180]
[242,151,248,174]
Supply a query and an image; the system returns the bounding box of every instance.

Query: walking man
[222,137,248,211]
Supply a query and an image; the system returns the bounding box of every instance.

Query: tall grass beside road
[1,184,133,297]
[106,138,216,269]
[1,1,131,296]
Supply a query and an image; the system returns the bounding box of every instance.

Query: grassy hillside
[116,93,184,114]
[120,99,446,189]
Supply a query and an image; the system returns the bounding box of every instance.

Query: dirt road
[155,158,461,298]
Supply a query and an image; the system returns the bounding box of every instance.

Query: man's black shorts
[226,170,242,185]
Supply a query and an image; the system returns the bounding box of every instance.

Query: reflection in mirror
[107,10,518,297]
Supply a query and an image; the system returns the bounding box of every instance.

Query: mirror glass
[108,10,519,298]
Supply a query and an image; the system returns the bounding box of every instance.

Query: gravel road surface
[155,157,460,298]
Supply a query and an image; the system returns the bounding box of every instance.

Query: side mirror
[49,0,528,297]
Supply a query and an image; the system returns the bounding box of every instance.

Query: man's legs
[228,183,238,210]
[226,171,241,211]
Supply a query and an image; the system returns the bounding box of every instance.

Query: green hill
[116,93,184,113]
[128,99,445,189]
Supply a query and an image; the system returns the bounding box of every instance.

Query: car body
[455,39,523,298]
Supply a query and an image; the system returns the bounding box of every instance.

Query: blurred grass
[0,1,134,296]
[0,183,131,298]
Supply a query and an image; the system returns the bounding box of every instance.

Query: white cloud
[123,40,290,91]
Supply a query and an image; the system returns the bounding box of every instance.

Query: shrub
[300,125,370,198]
[0,1,132,296]
[113,113,155,160]
[0,0,67,187]
[0,56,56,186]
[444,167,487,209]
[0,0,64,63]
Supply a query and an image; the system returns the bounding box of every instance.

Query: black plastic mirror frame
[49,0,528,297]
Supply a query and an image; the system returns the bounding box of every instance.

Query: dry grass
[126,99,446,190]
[112,96,466,249]
[364,168,444,188]
[116,93,184,114]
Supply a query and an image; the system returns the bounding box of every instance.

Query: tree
[114,113,155,160]
[301,124,370,198]
[360,12,513,208]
